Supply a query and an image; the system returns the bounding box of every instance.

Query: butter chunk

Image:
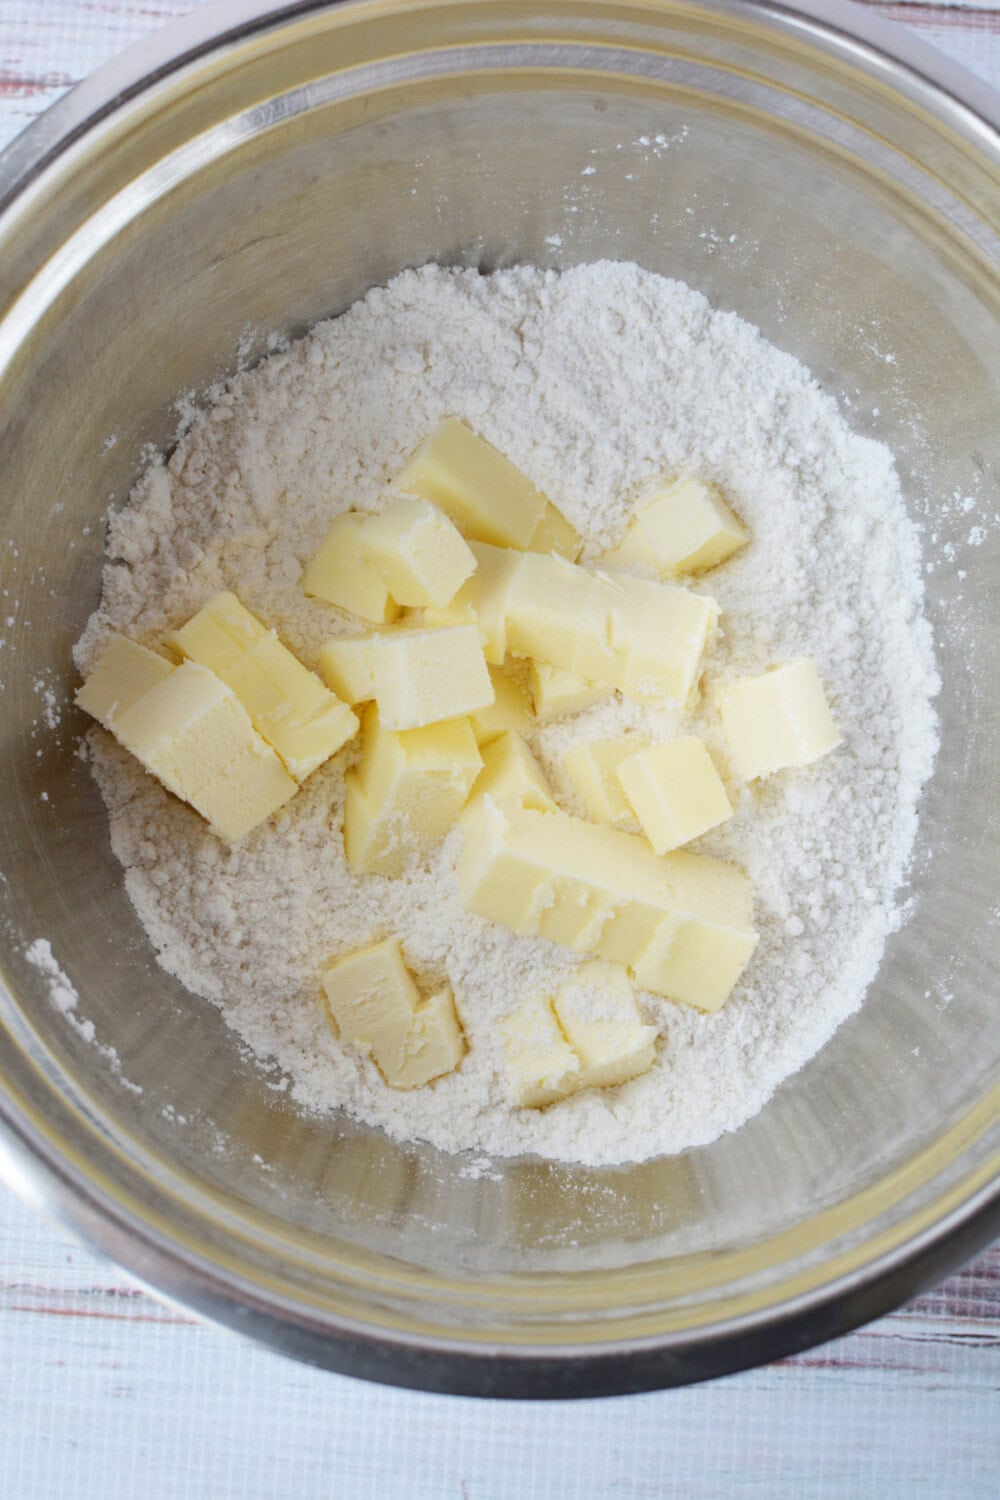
[168,592,357,781]
[457,798,756,1009]
[365,624,494,731]
[465,732,556,816]
[323,938,419,1059]
[318,635,376,705]
[631,848,757,1011]
[75,636,174,730]
[507,552,718,705]
[394,418,547,548]
[528,502,583,560]
[421,540,522,665]
[344,707,482,876]
[110,661,296,841]
[553,963,657,1091]
[359,497,476,608]
[561,733,648,826]
[303,512,402,624]
[389,988,466,1089]
[617,736,732,853]
[468,666,531,746]
[529,663,608,723]
[634,476,748,576]
[501,993,581,1107]
[721,659,841,781]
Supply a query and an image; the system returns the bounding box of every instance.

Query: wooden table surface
[1,2,998,1495]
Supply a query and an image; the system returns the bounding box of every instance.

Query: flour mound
[76,262,939,1166]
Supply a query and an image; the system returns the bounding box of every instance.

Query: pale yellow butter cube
[614,577,719,704]
[528,502,583,560]
[465,732,556,816]
[501,993,581,1107]
[553,963,657,1090]
[344,707,482,876]
[561,733,648,826]
[507,552,606,673]
[75,636,174,730]
[393,418,547,549]
[365,624,494,731]
[721,659,841,780]
[303,512,402,624]
[468,666,531,746]
[529,662,608,723]
[537,880,616,954]
[617,736,732,854]
[109,661,296,841]
[389,988,466,1089]
[422,541,524,665]
[318,635,376,705]
[167,591,357,781]
[359,497,476,608]
[635,477,748,575]
[322,937,418,1080]
[631,846,757,1010]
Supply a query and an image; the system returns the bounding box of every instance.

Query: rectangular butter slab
[561,733,648,826]
[365,623,494,731]
[167,592,357,781]
[529,663,608,723]
[468,666,531,746]
[465,731,556,817]
[390,989,466,1089]
[322,937,419,1080]
[528,502,583,560]
[635,476,748,575]
[393,418,547,548]
[421,540,522,665]
[318,635,376,705]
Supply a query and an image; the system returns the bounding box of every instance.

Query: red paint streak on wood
[864,2,1000,34]
[0,71,75,100]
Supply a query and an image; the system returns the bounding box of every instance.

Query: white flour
[75,262,938,1165]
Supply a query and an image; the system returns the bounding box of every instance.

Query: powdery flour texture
[75,262,939,1166]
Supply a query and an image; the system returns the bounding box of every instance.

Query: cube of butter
[615,576,720,704]
[631,847,758,1010]
[99,657,296,842]
[321,937,465,1087]
[634,477,748,576]
[501,993,581,1107]
[468,666,531,746]
[529,662,608,723]
[617,736,732,853]
[75,636,174,729]
[528,502,583,561]
[167,592,357,781]
[464,731,556,816]
[303,512,401,624]
[359,497,476,608]
[561,733,648,827]
[365,624,494,731]
[390,988,466,1089]
[552,963,657,1091]
[393,418,547,549]
[721,659,841,781]
[318,635,376,705]
[344,706,482,876]
[421,540,522,665]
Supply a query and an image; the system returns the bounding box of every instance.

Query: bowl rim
[0,0,998,1397]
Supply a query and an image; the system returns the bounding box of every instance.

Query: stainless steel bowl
[1,0,998,1397]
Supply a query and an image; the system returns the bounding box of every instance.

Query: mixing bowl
[1,0,998,1398]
